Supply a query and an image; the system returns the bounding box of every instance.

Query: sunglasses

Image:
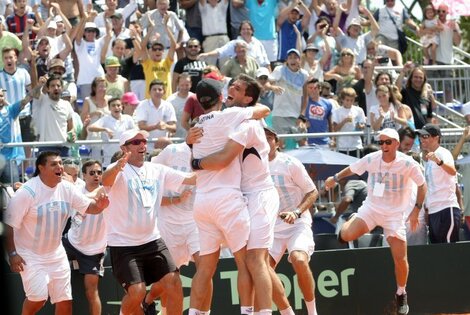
[89,170,102,176]
[342,53,353,57]
[125,139,147,146]
[151,47,164,51]
[419,134,431,139]
[377,139,393,145]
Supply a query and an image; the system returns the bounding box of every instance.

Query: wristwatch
[293,208,302,218]
[415,203,422,209]
[437,159,444,166]
[8,250,18,257]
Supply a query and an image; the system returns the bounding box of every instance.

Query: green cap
[105,56,120,67]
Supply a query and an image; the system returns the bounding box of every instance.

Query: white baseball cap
[119,129,149,146]
[377,128,400,142]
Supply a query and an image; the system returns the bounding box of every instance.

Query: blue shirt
[305,97,332,145]
[277,20,302,61]
[246,0,278,40]
[0,101,25,163]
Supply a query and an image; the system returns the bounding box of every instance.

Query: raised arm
[299,0,311,30]
[452,127,470,160]
[164,14,177,61]
[361,6,379,37]
[102,152,130,187]
[100,20,113,64]
[310,0,322,17]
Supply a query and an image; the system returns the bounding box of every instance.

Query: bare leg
[121,282,147,315]
[246,248,272,311]
[339,216,369,242]
[189,250,220,311]
[84,274,101,315]
[22,298,46,315]
[54,300,72,315]
[193,252,213,311]
[269,256,291,311]
[157,272,183,315]
[233,246,254,311]
[290,251,315,302]
[387,236,408,288]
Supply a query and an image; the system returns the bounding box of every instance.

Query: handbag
[385,8,408,54]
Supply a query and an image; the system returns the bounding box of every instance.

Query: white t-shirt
[4,177,91,257]
[167,92,193,139]
[270,65,309,118]
[32,93,74,142]
[424,146,459,214]
[199,0,229,36]
[332,105,365,150]
[436,21,456,64]
[377,6,405,40]
[151,142,195,225]
[350,151,425,215]
[104,162,188,246]
[269,152,316,236]
[336,32,372,65]
[91,114,136,166]
[229,119,274,193]
[134,99,177,139]
[74,37,106,85]
[67,186,107,256]
[193,107,254,193]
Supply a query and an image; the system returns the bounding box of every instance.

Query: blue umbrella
[286,146,359,180]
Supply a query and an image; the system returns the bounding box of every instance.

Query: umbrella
[286,146,359,180]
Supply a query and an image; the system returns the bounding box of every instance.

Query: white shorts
[270,222,315,264]
[246,188,279,250]
[259,39,278,62]
[20,251,72,304]
[158,220,200,268]
[356,205,407,241]
[194,190,250,255]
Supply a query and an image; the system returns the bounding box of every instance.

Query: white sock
[257,309,272,315]
[188,308,201,315]
[396,286,406,295]
[306,299,318,315]
[200,311,211,315]
[280,306,296,315]
[240,306,254,314]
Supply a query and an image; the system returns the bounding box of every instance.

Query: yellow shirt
[142,56,173,100]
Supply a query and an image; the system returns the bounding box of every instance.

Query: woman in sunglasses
[324,48,362,94]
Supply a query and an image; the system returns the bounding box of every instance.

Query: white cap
[119,129,149,146]
[47,20,57,29]
[256,67,270,78]
[377,128,400,142]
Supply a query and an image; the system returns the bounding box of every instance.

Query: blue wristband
[333,174,339,182]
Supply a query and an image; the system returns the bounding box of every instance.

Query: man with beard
[32,74,76,156]
[172,38,207,93]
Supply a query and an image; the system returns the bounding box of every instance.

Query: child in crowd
[420,5,440,65]
[331,88,365,157]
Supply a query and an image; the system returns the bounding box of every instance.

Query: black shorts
[19,115,36,142]
[62,234,105,277]
[428,207,461,243]
[109,238,178,290]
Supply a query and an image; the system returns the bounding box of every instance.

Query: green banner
[5,242,470,314]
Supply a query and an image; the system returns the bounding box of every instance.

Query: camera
[376,57,390,64]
